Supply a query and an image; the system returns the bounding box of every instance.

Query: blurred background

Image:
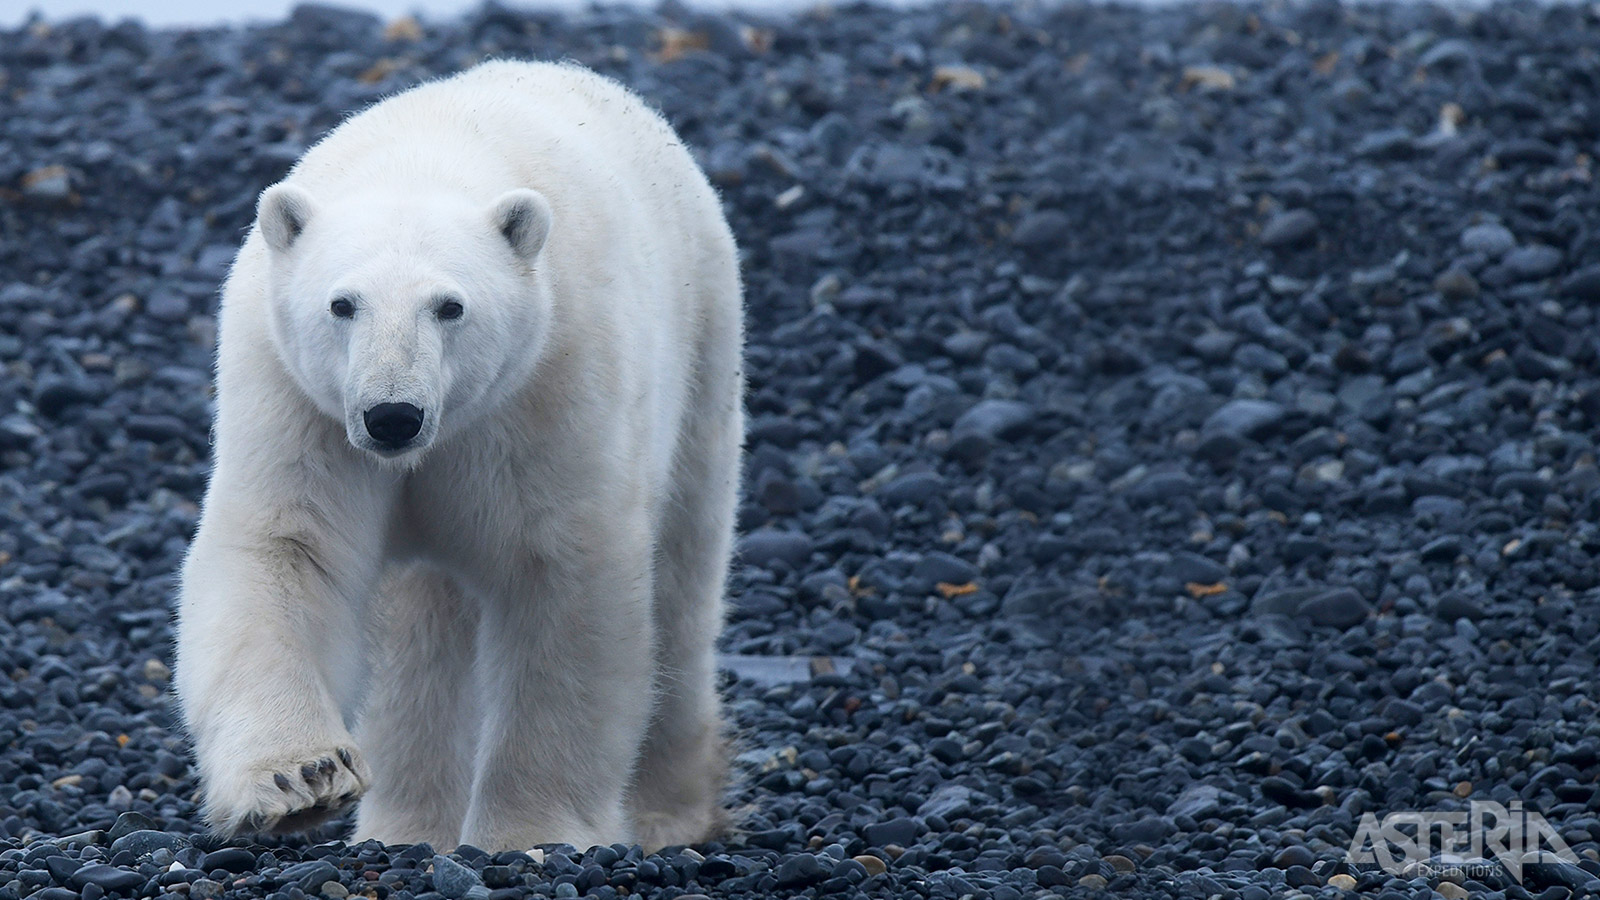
[14,0,920,28]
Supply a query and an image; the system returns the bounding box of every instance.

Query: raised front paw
[205,745,371,835]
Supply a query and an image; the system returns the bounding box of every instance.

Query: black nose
[364,402,424,447]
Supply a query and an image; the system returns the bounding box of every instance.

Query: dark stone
[70,865,146,893]
[1461,223,1515,257]
[1251,587,1322,618]
[879,471,945,506]
[862,817,917,847]
[738,529,814,569]
[1272,846,1314,869]
[144,289,192,322]
[1260,210,1319,248]
[1435,592,1486,621]
[199,848,256,873]
[1283,865,1321,888]
[918,784,976,819]
[1433,267,1478,300]
[1354,128,1416,159]
[1299,588,1372,629]
[34,375,102,417]
[1561,264,1600,301]
[911,551,978,588]
[431,855,483,900]
[1502,244,1563,280]
[106,812,158,843]
[773,854,826,887]
[1204,399,1286,439]
[951,399,1033,441]
[1166,552,1227,585]
[1113,815,1175,843]
[282,860,340,891]
[1260,776,1320,808]
[1419,535,1463,562]
[1012,210,1071,248]
[1168,784,1222,820]
[125,414,190,442]
[109,830,183,858]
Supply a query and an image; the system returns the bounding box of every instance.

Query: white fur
[174,61,744,852]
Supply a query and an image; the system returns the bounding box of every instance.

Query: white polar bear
[173,60,744,853]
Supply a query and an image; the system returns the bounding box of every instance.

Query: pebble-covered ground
[5,1,1600,898]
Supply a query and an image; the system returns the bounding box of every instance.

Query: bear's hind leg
[627,394,741,851]
[354,565,479,848]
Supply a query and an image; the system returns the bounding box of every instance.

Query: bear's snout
[363,402,425,449]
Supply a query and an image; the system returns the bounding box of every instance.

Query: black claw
[317,756,336,775]
[337,748,353,768]
[274,773,292,791]
[301,763,319,781]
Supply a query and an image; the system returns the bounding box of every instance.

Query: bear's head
[254,181,553,465]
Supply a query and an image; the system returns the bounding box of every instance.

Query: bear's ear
[490,189,553,261]
[258,183,317,254]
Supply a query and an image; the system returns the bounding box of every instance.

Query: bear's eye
[330,297,356,319]
[436,299,465,321]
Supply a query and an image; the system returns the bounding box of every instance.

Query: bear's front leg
[459,517,657,852]
[354,566,481,849]
[176,474,387,835]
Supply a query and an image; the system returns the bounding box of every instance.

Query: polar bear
[173,60,743,853]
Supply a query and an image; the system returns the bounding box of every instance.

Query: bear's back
[287,62,710,217]
[280,60,733,307]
